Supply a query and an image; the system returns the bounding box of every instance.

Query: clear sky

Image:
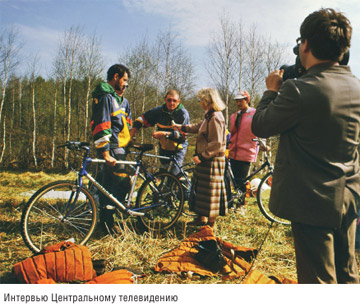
[1,0,360,87]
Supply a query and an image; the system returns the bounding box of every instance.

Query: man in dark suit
[252,8,360,283]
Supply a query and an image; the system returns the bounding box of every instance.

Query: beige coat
[183,110,226,161]
[183,110,227,220]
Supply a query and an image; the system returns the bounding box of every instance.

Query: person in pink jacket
[228,90,259,209]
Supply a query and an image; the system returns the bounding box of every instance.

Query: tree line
[0,13,286,170]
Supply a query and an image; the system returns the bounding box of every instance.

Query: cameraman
[252,8,360,284]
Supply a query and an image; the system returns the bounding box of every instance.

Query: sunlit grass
[1,170,359,284]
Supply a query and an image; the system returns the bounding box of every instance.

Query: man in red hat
[228,90,261,212]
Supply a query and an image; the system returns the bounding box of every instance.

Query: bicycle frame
[21,141,186,253]
[130,151,193,185]
[227,154,273,190]
[227,139,273,192]
[69,145,163,218]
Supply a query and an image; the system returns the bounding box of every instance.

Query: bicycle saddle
[133,144,154,152]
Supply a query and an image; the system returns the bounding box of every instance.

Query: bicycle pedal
[106,205,116,210]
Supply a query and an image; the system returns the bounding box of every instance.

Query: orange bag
[12,241,96,284]
[86,270,134,284]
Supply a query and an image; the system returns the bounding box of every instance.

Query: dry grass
[0,170,359,284]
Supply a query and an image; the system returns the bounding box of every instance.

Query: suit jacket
[252,63,360,227]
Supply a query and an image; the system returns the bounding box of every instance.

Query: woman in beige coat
[173,88,227,230]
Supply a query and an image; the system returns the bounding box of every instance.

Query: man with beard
[90,64,132,233]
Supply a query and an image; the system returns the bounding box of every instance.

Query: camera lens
[293,45,299,56]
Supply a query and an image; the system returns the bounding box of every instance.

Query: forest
[0,14,286,170]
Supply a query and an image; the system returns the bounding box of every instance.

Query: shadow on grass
[0,219,31,284]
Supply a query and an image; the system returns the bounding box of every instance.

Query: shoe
[187,216,207,226]
[109,224,122,235]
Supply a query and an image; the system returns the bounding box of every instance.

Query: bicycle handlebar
[90,158,137,165]
[252,138,266,147]
[252,138,271,158]
[58,141,154,153]
[57,141,90,151]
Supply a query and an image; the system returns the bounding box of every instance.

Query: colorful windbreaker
[133,103,190,151]
[90,82,132,152]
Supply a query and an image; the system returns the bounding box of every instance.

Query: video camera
[280,44,350,80]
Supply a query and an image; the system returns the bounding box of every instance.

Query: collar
[303,63,351,76]
[161,102,184,113]
[238,107,251,114]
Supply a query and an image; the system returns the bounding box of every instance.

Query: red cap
[234,90,250,102]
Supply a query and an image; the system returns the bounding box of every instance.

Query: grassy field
[0,170,359,284]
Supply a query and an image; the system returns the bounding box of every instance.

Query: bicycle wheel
[177,164,196,217]
[256,173,290,225]
[21,180,97,253]
[136,172,184,232]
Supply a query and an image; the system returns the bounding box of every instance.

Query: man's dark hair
[300,8,352,62]
[107,64,131,81]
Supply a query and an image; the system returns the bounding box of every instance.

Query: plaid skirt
[189,156,228,221]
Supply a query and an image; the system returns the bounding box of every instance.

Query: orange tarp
[154,226,297,284]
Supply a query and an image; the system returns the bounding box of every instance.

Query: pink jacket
[228,107,259,162]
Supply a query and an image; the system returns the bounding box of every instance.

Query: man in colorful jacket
[90,64,132,233]
[130,90,190,175]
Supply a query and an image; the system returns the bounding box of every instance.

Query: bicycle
[21,141,184,253]
[225,139,290,226]
[129,142,196,217]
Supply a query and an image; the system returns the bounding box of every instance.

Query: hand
[265,69,284,92]
[127,139,134,147]
[172,123,182,131]
[129,128,137,140]
[102,151,117,167]
[152,131,168,139]
[259,144,270,152]
[192,155,201,165]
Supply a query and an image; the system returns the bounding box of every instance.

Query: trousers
[93,147,131,228]
[291,187,359,284]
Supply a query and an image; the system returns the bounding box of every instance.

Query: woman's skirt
[189,156,228,220]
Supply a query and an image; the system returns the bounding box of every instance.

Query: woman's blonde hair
[197,88,225,111]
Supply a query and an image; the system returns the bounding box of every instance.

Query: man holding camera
[252,8,360,283]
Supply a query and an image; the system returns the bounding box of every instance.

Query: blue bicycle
[21,141,184,253]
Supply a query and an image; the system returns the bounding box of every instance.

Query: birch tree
[28,54,40,167]
[206,12,237,124]
[0,26,20,163]
[264,39,287,74]
[235,21,246,92]
[120,36,157,143]
[51,78,58,168]
[121,36,154,112]
[155,28,195,98]
[243,25,265,100]
[79,31,104,140]
[54,25,84,166]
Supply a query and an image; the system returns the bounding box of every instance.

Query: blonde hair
[197,88,225,111]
